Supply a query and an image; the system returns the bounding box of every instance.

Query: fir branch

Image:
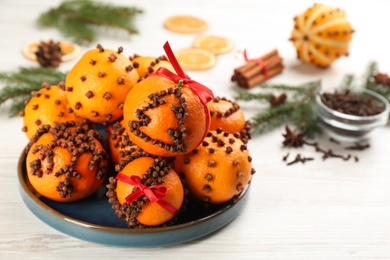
[235,80,322,138]
[0,86,36,104]
[234,91,272,102]
[37,0,143,44]
[0,67,66,116]
[340,74,355,89]
[249,102,294,134]
[362,61,378,88]
[9,96,31,116]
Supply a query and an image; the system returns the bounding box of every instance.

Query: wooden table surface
[1,0,390,259]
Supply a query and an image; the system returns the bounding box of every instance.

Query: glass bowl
[316,89,390,142]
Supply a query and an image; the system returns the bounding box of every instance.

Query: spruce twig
[340,74,355,89]
[0,67,66,116]
[235,80,322,138]
[37,0,143,45]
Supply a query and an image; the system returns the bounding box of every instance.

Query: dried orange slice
[22,40,81,62]
[174,48,216,70]
[193,34,235,55]
[164,15,208,34]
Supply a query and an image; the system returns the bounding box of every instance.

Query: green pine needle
[37,0,143,45]
[235,80,322,138]
[0,67,66,116]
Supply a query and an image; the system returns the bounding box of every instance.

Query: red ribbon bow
[148,41,214,138]
[116,173,178,216]
[242,49,269,79]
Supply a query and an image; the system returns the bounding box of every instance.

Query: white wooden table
[1,0,390,259]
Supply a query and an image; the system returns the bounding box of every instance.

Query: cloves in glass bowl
[316,89,389,142]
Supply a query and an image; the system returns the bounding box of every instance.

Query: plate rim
[18,150,250,246]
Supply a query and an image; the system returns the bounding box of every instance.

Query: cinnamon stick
[231,49,283,89]
[234,60,257,75]
[246,65,284,88]
[241,56,282,79]
[234,49,278,74]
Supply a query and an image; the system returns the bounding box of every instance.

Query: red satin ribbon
[242,49,269,79]
[148,41,213,140]
[116,173,178,216]
[105,125,113,137]
[154,66,213,105]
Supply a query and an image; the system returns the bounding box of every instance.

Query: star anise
[270,93,287,106]
[35,40,63,68]
[282,125,306,148]
[373,72,390,87]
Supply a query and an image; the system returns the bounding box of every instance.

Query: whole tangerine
[65,44,139,123]
[174,128,255,204]
[22,82,82,139]
[123,75,209,157]
[26,121,108,202]
[106,157,184,227]
[130,55,175,79]
[107,120,153,168]
[290,3,354,67]
[207,96,252,143]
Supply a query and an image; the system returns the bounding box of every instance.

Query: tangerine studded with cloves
[22,82,82,139]
[107,120,154,169]
[174,128,255,204]
[207,96,252,143]
[123,75,208,157]
[25,120,108,202]
[290,3,354,67]
[65,44,139,123]
[129,54,175,81]
[106,157,185,227]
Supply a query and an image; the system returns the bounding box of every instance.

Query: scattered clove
[345,142,370,151]
[329,137,340,145]
[286,153,314,166]
[281,128,369,165]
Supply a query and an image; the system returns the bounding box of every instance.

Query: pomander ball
[290,3,354,68]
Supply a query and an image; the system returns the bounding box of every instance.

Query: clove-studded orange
[174,129,255,204]
[107,120,153,168]
[26,121,108,202]
[22,82,82,139]
[65,44,139,123]
[207,96,252,143]
[123,75,209,157]
[106,157,184,227]
[290,3,354,67]
[130,55,175,79]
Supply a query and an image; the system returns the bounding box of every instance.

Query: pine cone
[35,40,63,68]
[373,73,390,87]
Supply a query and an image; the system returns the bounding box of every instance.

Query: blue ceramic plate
[17,151,250,247]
